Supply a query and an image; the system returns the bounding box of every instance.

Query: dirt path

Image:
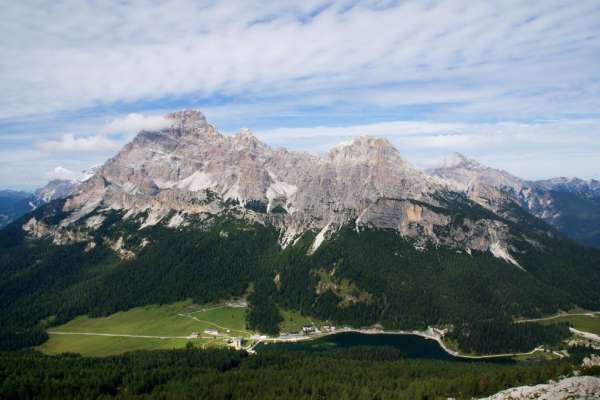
[516,312,599,323]
[176,313,251,336]
[47,331,203,340]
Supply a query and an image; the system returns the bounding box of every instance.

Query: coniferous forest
[0,346,588,400]
[1,203,599,354]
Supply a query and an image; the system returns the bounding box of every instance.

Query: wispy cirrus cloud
[1,0,599,120]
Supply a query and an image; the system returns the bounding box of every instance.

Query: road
[516,312,599,323]
[47,331,206,340]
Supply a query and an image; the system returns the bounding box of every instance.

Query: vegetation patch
[313,268,372,306]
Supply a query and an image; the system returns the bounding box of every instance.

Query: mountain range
[5,110,598,250]
[1,109,599,350]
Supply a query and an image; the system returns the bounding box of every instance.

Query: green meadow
[38,300,251,356]
[536,313,600,335]
[278,308,320,333]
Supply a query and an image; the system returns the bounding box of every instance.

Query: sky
[1,0,600,190]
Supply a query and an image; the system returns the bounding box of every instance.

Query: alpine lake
[255,332,515,364]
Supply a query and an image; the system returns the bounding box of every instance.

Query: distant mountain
[1,110,599,351]
[429,153,600,248]
[34,180,79,203]
[536,177,600,199]
[0,166,100,228]
[0,190,37,228]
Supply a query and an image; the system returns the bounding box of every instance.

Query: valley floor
[38,301,600,360]
[39,301,252,356]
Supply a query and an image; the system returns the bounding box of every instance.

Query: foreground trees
[0,347,579,400]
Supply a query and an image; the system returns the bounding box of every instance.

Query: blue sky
[1,0,600,189]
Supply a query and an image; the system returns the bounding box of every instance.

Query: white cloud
[102,113,170,135]
[37,133,121,153]
[45,166,80,181]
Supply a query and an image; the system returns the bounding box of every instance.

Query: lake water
[255,332,514,364]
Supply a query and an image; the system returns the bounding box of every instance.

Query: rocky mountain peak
[163,109,212,139]
[165,109,207,127]
[430,153,524,191]
[440,153,482,170]
[328,134,403,165]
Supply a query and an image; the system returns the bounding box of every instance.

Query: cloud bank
[101,113,171,135]
[37,133,120,153]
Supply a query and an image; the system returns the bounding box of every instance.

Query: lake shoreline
[254,328,538,360]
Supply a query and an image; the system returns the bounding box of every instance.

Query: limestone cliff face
[29,110,532,264]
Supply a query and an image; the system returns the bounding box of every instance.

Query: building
[203,328,219,336]
[232,337,245,350]
[302,325,316,334]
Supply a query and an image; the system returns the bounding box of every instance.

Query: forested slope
[1,196,599,353]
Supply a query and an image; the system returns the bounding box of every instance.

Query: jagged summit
[165,109,207,127]
[234,128,265,149]
[430,153,523,192]
[439,153,482,170]
[328,134,406,166]
[162,109,215,139]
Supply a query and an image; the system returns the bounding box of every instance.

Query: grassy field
[38,300,251,356]
[535,313,600,335]
[279,308,324,333]
[39,335,199,357]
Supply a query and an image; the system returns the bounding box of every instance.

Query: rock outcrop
[480,376,600,399]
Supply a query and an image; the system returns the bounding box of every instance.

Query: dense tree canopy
[0,347,578,400]
[1,198,599,353]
